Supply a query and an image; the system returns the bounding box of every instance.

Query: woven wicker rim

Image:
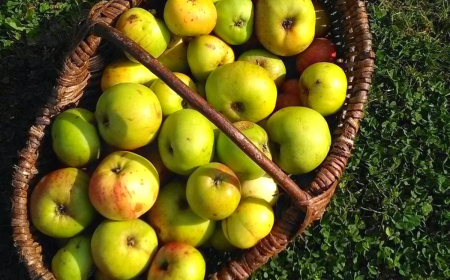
[11,0,374,279]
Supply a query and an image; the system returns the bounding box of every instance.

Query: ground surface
[1,0,449,279]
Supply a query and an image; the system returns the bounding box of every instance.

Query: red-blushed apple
[147,242,206,280]
[51,235,94,280]
[209,226,236,252]
[30,168,96,238]
[222,197,274,249]
[91,219,158,280]
[266,107,331,174]
[274,79,302,112]
[299,62,347,116]
[296,38,336,74]
[147,181,216,247]
[240,174,279,206]
[89,151,159,220]
[186,162,241,220]
[313,1,331,38]
[164,0,217,36]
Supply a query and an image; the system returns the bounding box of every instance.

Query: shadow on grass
[0,2,95,279]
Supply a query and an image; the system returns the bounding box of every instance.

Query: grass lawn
[1,0,449,279]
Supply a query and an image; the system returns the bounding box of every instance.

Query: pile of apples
[29,0,346,279]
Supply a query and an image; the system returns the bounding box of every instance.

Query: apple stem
[90,22,312,207]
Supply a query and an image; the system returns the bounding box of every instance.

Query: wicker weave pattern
[11,0,374,279]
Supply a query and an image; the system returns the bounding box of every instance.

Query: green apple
[151,73,197,117]
[214,0,254,45]
[240,174,279,206]
[52,108,100,167]
[266,107,331,174]
[255,0,315,56]
[92,219,158,280]
[299,62,347,116]
[147,181,215,247]
[96,83,162,150]
[30,168,96,238]
[101,58,158,91]
[222,197,274,249]
[52,235,94,280]
[94,270,143,280]
[164,0,217,36]
[196,82,206,99]
[216,121,271,180]
[158,109,214,175]
[187,35,235,82]
[89,151,159,220]
[206,61,277,122]
[116,8,170,62]
[186,162,241,220]
[238,49,286,87]
[158,36,190,73]
[147,242,206,280]
[209,226,236,252]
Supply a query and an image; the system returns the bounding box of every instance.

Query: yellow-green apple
[205,61,277,122]
[147,181,215,247]
[30,168,96,238]
[158,36,190,73]
[150,73,197,117]
[216,121,271,179]
[116,8,170,62]
[214,0,254,45]
[238,49,286,87]
[299,62,347,116]
[240,174,279,206]
[266,107,331,174]
[255,0,316,56]
[134,142,173,186]
[313,1,331,38]
[187,35,235,82]
[222,197,274,249]
[91,219,158,280]
[96,83,162,150]
[89,151,159,220]
[101,58,158,91]
[209,226,236,252]
[164,0,217,36]
[274,79,302,112]
[52,108,100,167]
[52,235,94,280]
[186,162,241,220]
[158,109,214,175]
[296,38,336,73]
[147,242,206,280]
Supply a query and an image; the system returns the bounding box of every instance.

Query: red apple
[313,1,331,38]
[274,79,302,112]
[296,38,336,74]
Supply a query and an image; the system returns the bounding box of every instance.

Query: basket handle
[90,22,312,206]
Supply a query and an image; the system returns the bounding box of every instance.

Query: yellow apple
[101,58,157,91]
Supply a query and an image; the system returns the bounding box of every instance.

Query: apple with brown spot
[89,151,159,220]
[296,38,336,74]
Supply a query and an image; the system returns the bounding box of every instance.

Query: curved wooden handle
[90,22,312,206]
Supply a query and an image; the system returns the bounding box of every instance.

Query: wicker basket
[11,0,374,279]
